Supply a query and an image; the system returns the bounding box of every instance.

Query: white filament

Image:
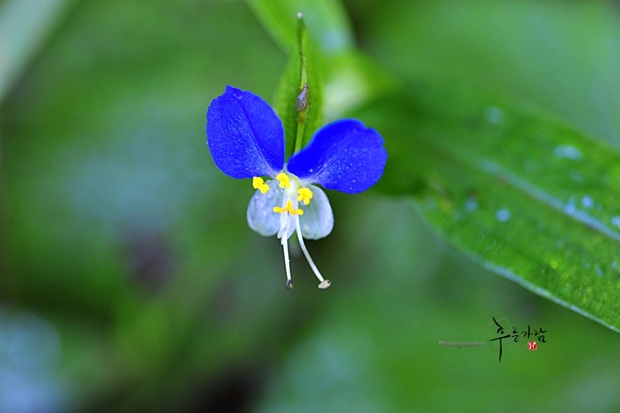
[296,217,331,289]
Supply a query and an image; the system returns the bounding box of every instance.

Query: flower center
[253,172,314,206]
[251,172,330,290]
[273,199,303,215]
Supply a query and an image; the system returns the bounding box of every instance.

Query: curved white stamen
[282,236,293,290]
[295,217,331,289]
[269,173,331,290]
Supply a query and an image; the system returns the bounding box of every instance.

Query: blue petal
[206,86,284,179]
[287,119,387,194]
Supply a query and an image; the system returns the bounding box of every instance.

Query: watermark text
[437,340,485,348]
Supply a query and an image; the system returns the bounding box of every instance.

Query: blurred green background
[2,0,620,412]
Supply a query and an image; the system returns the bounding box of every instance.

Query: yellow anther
[276,173,290,189]
[273,200,304,215]
[252,177,270,194]
[297,187,313,205]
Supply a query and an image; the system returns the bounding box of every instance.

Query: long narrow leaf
[355,80,620,332]
[246,0,353,55]
[273,15,324,158]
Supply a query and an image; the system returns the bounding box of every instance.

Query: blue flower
[206,85,387,289]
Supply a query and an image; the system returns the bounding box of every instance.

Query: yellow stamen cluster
[273,199,304,215]
[252,177,270,194]
[297,187,313,205]
[276,173,290,188]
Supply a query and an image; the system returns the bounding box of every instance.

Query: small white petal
[277,207,297,240]
[247,180,283,236]
[299,185,334,240]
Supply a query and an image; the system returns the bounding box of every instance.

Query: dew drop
[465,199,478,212]
[554,145,582,160]
[485,107,505,125]
[564,202,576,215]
[496,209,511,222]
[581,196,594,209]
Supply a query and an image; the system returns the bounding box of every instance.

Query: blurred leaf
[251,0,395,122]
[361,1,620,146]
[274,15,323,158]
[0,0,77,103]
[246,0,353,55]
[322,50,396,120]
[0,1,291,409]
[355,79,620,332]
[1,0,285,311]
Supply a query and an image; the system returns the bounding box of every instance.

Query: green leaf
[273,14,323,158]
[365,1,620,147]
[0,0,78,104]
[322,50,396,120]
[273,27,302,159]
[251,0,396,125]
[354,79,620,332]
[246,0,353,56]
